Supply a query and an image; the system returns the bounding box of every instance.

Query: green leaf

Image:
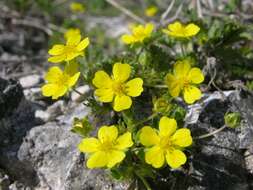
[71,117,93,137]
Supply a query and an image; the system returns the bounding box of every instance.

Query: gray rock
[19,74,41,89]
[23,87,42,102]
[185,90,253,190]
[35,100,66,122]
[0,77,23,119]
[18,122,128,190]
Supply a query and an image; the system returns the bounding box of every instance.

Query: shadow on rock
[0,77,43,187]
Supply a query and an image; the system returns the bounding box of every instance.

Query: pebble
[19,74,41,88]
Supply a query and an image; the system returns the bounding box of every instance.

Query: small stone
[19,74,41,88]
[245,150,253,174]
[35,101,65,122]
[35,110,50,122]
[23,87,42,101]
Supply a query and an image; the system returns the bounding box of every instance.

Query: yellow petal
[165,73,181,97]
[168,21,183,33]
[48,55,65,63]
[121,35,135,44]
[78,138,100,153]
[144,23,154,35]
[183,85,202,104]
[145,146,165,168]
[145,6,158,17]
[98,126,118,143]
[165,149,187,169]
[133,25,144,36]
[66,52,83,61]
[107,150,126,168]
[172,128,192,147]
[187,68,204,84]
[174,60,191,77]
[113,63,131,82]
[87,151,108,169]
[92,71,112,88]
[113,95,132,112]
[68,72,80,87]
[139,126,159,146]
[70,2,85,12]
[64,28,81,40]
[115,132,133,150]
[66,34,81,46]
[41,84,57,97]
[159,117,177,137]
[166,21,185,37]
[52,85,68,99]
[48,45,65,55]
[125,78,143,97]
[45,66,62,83]
[185,23,200,37]
[77,37,89,51]
[94,88,114,102]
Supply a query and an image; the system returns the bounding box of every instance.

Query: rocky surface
[185,91,253,190]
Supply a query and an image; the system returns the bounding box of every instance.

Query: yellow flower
[92,63,144,112]
[165,60,204,104]
[139,116,192,169]
[145,6,158,17]
[41,62,80,99]
[163,21,200,38]
[64,28,81,40]
[121,23,154,44]
[78,125,133,168]
[48,34,89,63]
[70,2,85,13]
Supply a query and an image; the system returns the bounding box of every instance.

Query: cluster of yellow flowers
[79,116,192,169]
[42,21,204,170]
[42,30,89,99]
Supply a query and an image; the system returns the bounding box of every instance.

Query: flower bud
[224,112,241,128]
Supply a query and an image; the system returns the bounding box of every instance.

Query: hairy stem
[194,125,227,140]
[144,84,167,89]
[132,112,158,128]
[135,172,152,190]
[72,88,84,96]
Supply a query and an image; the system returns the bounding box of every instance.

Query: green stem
[135,172,152,190]
[144,84,168,89]
[132,112,158,128]
[194,125,227,140]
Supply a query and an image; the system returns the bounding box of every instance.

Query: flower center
[64,45,76,53]
[58,74,69,85]
[159,136,173,150]
[183,79,190,88]
[99,140,115,151]
[112,81,125,95]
